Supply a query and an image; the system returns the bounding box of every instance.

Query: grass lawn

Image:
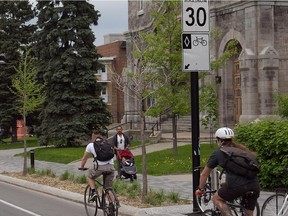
[134,143,217,175]
[13,139,217,175]
[0,137,39,150]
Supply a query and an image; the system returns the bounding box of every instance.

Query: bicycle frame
[197,190,249,216]
[277,194,288,216]
[196,168,259,216]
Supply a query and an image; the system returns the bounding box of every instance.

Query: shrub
[36,168,56,177]
[235,120,288,190]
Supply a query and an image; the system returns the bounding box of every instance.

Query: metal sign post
[182,0,210,212]
[190,72,200,212]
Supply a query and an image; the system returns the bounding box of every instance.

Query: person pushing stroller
[112,126,130,178]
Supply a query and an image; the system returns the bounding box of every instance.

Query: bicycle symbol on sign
[193,37,207,46]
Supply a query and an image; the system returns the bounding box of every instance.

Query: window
[137,0,144,16]
[97,65,106,74]
[101,87,108,103]
[139,0,143,11]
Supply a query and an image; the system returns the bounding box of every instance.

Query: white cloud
[29,0,128,46]
[90,0,128,45]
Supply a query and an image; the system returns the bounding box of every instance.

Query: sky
[90,0,128,45]
[29,0,128,46]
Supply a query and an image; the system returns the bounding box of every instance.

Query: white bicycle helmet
[215,127,234,139]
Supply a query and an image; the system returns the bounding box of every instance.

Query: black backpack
[220,146,260,179]
[93,138,114,162]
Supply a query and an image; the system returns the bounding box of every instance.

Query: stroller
[117,149,137,182]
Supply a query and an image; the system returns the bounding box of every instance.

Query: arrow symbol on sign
[185,64,190,69]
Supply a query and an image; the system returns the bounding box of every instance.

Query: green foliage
[198,32,240,130]
[10,48,46,116]
[199,83,219,129]
[59,170,86,183]
[167,191,181,203]
[134,143,217,175]
[235,120,288,190]
[113,179,142,199]
[22,146,87,164]
[0,137,38,150]
[113,179,183,205]
[211,38,239,70]
[0,1,36,136]
[274,93,288,117]
[59,170,70,181]
[139,1,190,118]
[144,189,166,205]
[30,168,56,177]
[32,1,111,147]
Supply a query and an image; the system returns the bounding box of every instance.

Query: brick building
[125,0,288,129]
[97,34,127,123]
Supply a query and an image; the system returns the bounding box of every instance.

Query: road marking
[0,199,41,216]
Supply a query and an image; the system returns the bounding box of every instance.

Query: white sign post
[182,33,210,71]
[182,0,210,32]
[182,0,210,213]
[182,0,210,71]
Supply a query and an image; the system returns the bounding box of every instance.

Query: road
[0,181,90,216]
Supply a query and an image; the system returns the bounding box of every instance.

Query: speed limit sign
[182,0,209,32]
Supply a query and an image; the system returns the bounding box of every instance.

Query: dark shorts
[218,182,260,210]
[87,164,115,189]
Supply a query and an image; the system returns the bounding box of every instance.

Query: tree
[32,1,111,146]
[0,1,36,142]
[9,48,46,176]
[113,33,154,199]
[140,1,190,156]
[274,93,288,118]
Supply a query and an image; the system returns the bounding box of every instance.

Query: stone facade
[126,0,288,129]
[210,0,288,126]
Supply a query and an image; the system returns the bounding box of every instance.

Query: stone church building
[125,0,288,129]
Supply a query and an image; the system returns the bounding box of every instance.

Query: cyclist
[80,129,115,201]
[195,127,260,216]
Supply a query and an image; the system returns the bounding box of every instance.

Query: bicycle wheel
[102,188,119,216]
[84,185,98,216]
[261,193,286,216]
[197,191,215,213]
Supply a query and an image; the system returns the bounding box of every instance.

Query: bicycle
[79,168,120,216]
[261,188,288,216]
[193,36,208,46]
[195,167,260,216]
[261,168,288,216]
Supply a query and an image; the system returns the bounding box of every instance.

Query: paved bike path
[0,137,274,216]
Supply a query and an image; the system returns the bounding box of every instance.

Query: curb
[0,174,193,216]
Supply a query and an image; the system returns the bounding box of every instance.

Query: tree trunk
[172,113,178,156]
[22,114,27,176]
[140,109,148,201]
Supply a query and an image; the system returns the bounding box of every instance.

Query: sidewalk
[0,133,273,216]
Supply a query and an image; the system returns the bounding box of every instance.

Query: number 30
[185,7,206,27]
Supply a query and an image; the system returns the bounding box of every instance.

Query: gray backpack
[220,146,259,179]
[93,138,114,162]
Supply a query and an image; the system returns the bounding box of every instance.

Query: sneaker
[88,192,97,202]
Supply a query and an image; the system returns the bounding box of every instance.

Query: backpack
[93,138,115,162]
[220,146,260,179]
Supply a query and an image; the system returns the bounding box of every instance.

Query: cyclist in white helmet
[195,127,260,216]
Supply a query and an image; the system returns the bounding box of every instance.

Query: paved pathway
[0,133,274,216]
